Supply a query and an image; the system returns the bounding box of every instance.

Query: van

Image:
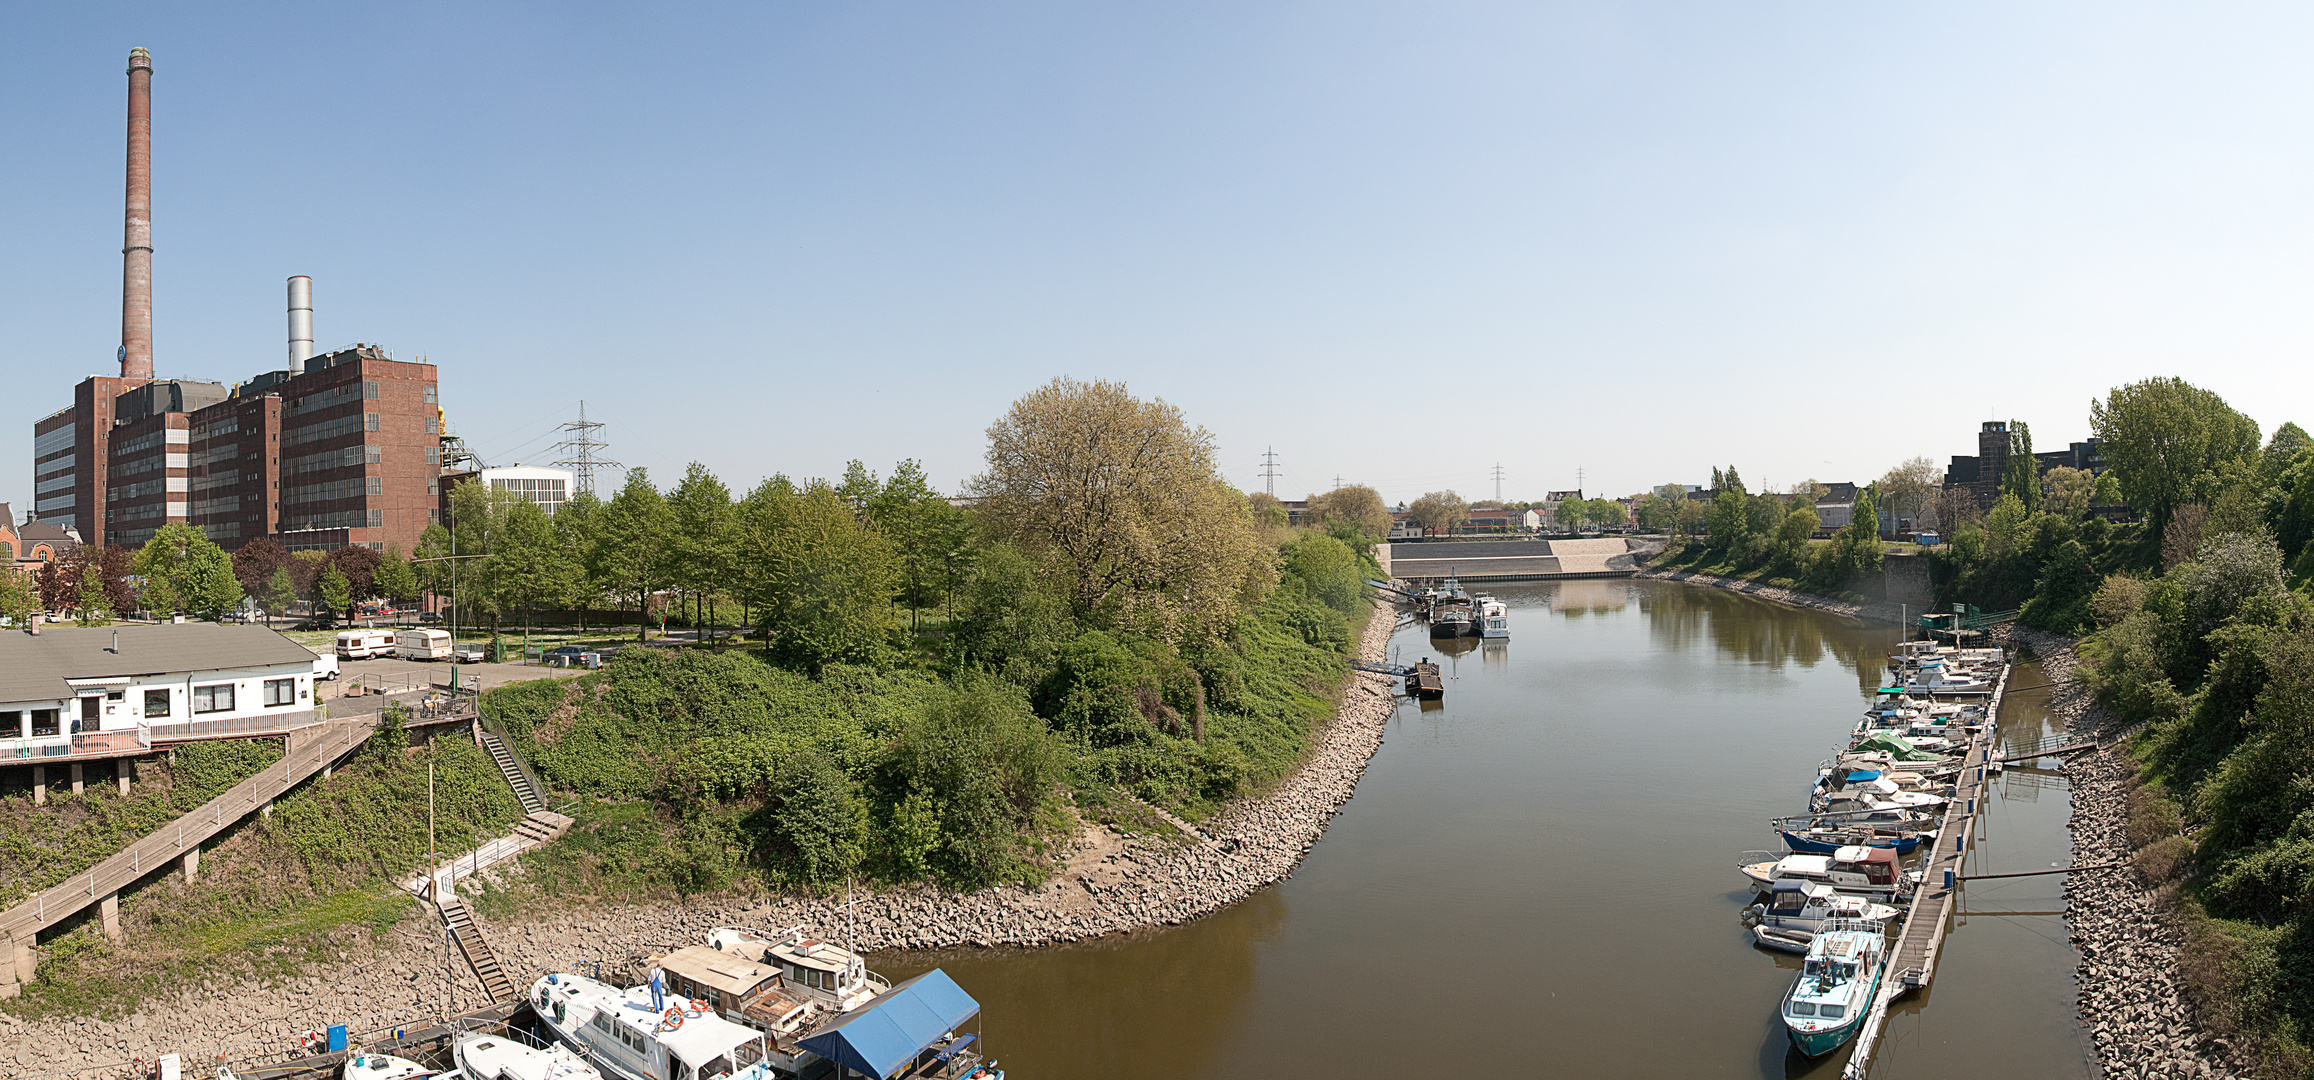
[395,628,455,661]
[335,629,396,659]
[312,653,340,681]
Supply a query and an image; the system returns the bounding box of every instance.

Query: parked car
[312,653,341,681]
[542,645,603,670]
[418,612,444,624]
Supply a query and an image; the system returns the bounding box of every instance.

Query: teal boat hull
[1785,966,1882,1057]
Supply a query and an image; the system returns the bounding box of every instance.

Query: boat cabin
[535,972,772,1080]
[657,946,813,1037]
[711,927,887,1014]
[1826,845,1901,888]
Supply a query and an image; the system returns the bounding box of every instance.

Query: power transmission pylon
[1261,447,1282,497]
[551,401,621,496]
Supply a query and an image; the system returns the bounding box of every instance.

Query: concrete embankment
[1,605,1405,1077]
[1633,566,1911,625]
[2013,627,2242,1080]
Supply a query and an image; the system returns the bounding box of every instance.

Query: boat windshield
[1819,1003,1847,1019]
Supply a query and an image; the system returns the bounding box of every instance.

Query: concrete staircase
[436,894,517,1004]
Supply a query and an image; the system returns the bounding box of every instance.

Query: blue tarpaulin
[797,968,981,1080]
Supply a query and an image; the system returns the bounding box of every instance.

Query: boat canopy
[796,969,980,1080]
[1851,731,1944,762]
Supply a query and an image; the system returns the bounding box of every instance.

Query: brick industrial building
[30,50,443,556]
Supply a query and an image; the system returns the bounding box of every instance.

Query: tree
[1999,421,2039,512]
[970,377,1274,645]
[42,546,133,618]
[230,536,287,598]
[737,480,902,670]
[488,499,577,638]
[550,491,608,629]
[1408,490,1469,535]
[869,460,964,634]
[374,546,422,610]
[1304,485,1391,542]
[600,468,675,641]
[1876,457,1940,530]
[325,545,384,622]
[2259,422,2310,487]
[1589,498,1628,528]
[75,563,115,626]
[2043,466,2096,522]
[1553,497,1587,532]
[1777,504,1820,553]
[316,565,352,618]
[668,461,739,642]
[259,566,298,625]
[1707,489,1749,544]
[131,523,244,619]
[759,754,864,886]
[2091,377,2262,536]
[0,570,39,628]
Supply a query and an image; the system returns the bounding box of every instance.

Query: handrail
[477,704,550,807]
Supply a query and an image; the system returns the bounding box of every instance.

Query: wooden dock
[1841,661,2012,1079]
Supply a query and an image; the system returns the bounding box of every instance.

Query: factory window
[428,508,439,521]
[145,690,171,718]
[264,679,296,707]
[193,684,235,714]
[425,447,441,464]
[422,384,438,404]
[363,381,380,399]
[426,480,438,496]
[366,477,382,496]
[364,413,379,432]
[368,509,384,528]
[424,416,440,434]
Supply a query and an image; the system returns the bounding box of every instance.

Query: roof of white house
[0,624,319,702]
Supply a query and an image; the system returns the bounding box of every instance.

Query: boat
[1739,845,1912,900]
[707,926,890,1014]
[1810,772,1947,815]
[341,1050,446,1080]
[1744,880,1901,932]
[1750,923,1818,954]
[454,1029,602,1080]
[1778,824,1930,856]
[1477,598,1509,639]
[1900,657,1993,695]
[1780,920,1888,1056]
[1428,576,1478,638]
[1406,660,1444,699]
[531,971,777,1080]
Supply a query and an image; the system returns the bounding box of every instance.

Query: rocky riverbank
[1633,566,1909,624]
[0,604,1406,1078]
[2014,627,2243,1080]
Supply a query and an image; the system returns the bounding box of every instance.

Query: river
[879,579,2092,1079]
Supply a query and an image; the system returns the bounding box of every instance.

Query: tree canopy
[2091,377,2262,535]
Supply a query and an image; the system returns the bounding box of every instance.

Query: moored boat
[340,1050,445,1080]
[1744,879,1902,932]
[454,1028,602,1080]
[532,971,776,1080]
[1780,921,1888,1056]
[1739,845,1911,900]
[1477,598,1509,639]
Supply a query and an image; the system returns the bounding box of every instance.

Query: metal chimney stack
[287,276,313,374]
[120,47,155,382]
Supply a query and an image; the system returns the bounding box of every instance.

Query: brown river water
[879,579,2094,1079]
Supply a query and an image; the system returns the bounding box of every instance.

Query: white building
[0,623,322,762]
[479,465,576,516]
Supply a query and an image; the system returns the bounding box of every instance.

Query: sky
[6,3,2313,516]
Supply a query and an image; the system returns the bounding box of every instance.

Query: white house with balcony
[1,623,322,772]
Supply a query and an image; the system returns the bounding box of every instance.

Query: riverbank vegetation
[466,377,1380,899]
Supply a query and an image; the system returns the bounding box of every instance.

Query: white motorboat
[532,971,776,1080]
[1745,879,1902,932]
[707,926,889,1015]
[1739,845,1913,900]
[1477,598,1509,639]
[454,1030,601,1080]
[1782,920,1888,1056]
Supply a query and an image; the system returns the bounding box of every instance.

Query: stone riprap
[2013,627,2243,1080]
[2,605,1403,1077]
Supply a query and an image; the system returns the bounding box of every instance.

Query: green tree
[2000,421,2039,512]
[2091,377,2262,537]
[130,522,243,620]
[868,460,962,633]
[75,563,115,626]
[738,480,902,670]
[668,461,739,643]
[0,569,39,627]
[600,468,674,640]
[2043,466,2096,522]
[550,490,609,630]
[1707,489,1749,545]
[488,499,577,638]
[1409,490,1470,535]
[1777,504,1820,553]
[972,377,1274,645]
[2259,421,2310,487]
[316,565,352,618]
[260,566,298,625]
[1305,485,1391,544]
[760,754,864,887]
[373,545,421,610]
[877,678,1067,889]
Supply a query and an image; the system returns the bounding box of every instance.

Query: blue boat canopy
[1845,770,1882,782]
[796,968,981,1080]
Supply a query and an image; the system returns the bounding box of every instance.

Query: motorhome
[335,628,396,659]
[396,628,455,661]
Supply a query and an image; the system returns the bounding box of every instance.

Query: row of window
[192,415,241,440]
[191,495,241,516]
[284,508,385,531]
[287,476,383,504]
[288,444,382,476]
[112,502,170,523]
[289,380,381,417]
[286,413,379,446]
[194,469,241,492]
[112,453,167,478]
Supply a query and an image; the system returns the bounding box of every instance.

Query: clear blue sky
[6,3,2312,515]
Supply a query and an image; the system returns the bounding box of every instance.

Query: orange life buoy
[687,998,709,1017]
[662,1006,685,1031]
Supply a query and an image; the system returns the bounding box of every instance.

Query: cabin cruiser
[1777,820,1933,856]
[1746,880,1901,932]
[1740,845,1912,900]
[454,1030,603,1080]
[1477,597,1509,639]
[1810,773,1948,815]
[1781,921,1887,1056]
[1901,657,1993,695]
[532,971,775,1080]
[707,926,890,1014]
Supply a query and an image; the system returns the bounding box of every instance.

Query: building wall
[103,410,191,548]
[269,349,441,553]
[1,660,315,752]
[190,394,284,545]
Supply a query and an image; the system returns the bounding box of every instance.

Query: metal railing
[477,706,549,810]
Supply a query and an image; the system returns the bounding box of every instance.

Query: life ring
[662,1006,685,1031]
[687,998,709,1017]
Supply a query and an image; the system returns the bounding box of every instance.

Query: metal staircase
[477,723,545,816]
[436,894,517,1003]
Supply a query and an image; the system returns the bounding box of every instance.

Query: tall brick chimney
[120,47,154,382]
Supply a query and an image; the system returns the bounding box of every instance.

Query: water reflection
[1640,584,1898,695]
